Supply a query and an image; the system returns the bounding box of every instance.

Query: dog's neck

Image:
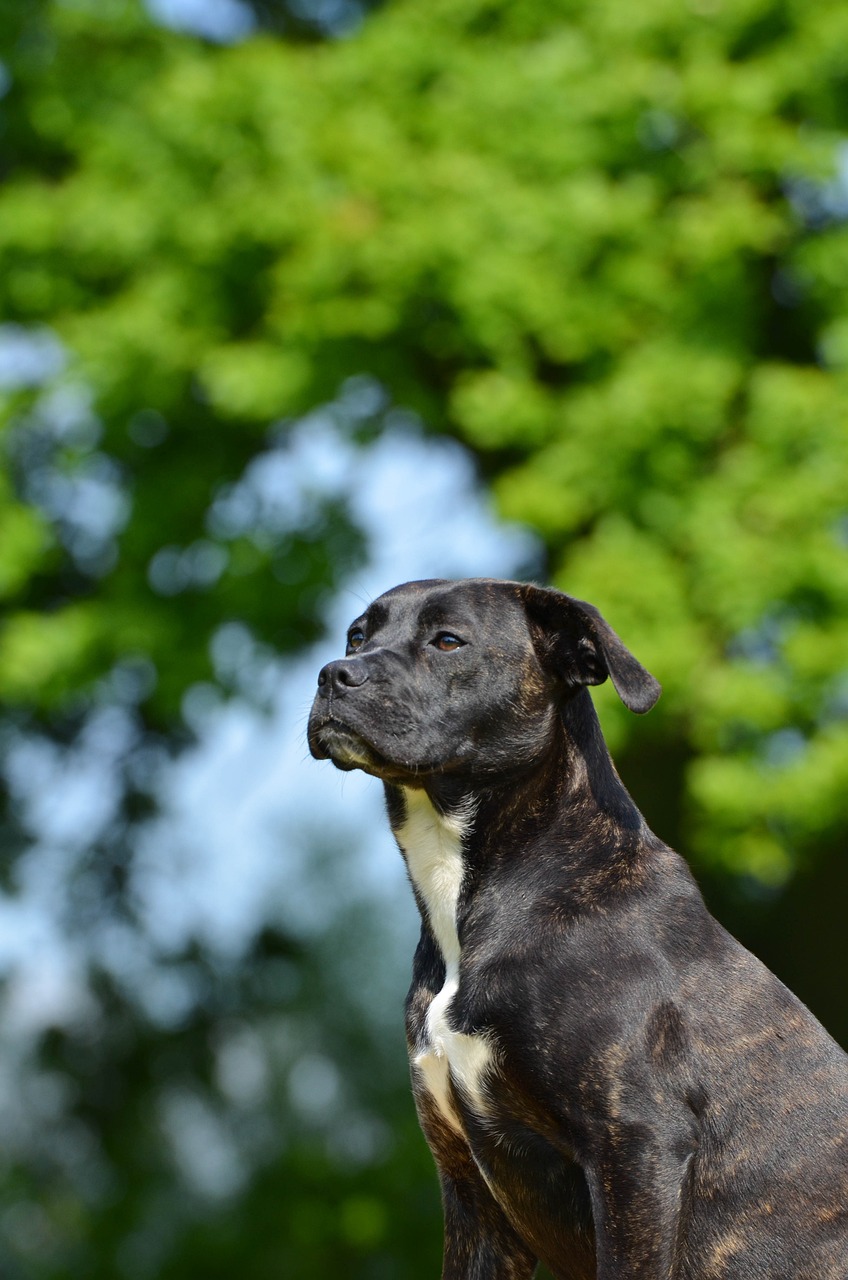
[386,689,646,871]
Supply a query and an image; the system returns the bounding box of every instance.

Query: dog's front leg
[419,1099,538,1280]
[440,1164,539,1280]
[584,1127,694,1280]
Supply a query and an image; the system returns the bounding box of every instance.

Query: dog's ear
[520,584,661,714]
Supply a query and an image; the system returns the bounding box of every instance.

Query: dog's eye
[433,633,464,652]
[347,629,365,652]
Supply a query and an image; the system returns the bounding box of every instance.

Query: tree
[1,0,848,1274]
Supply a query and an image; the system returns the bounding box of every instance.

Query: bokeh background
[1,0,848,1275]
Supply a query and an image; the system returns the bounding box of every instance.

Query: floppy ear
[520,584,661,715]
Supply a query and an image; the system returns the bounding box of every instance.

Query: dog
[308,578,848,1279]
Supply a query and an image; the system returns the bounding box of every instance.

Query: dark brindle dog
[308,578,848,1279]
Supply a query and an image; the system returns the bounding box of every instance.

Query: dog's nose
[317,659,370,693]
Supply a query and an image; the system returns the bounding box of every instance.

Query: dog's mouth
[309,714,437,782]
[308,717,387,775]
[309,709,467,783]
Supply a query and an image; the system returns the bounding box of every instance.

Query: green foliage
[2,0,848,1275]
[3,0,848,872]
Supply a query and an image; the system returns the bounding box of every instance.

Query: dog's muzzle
[309,657,379,770]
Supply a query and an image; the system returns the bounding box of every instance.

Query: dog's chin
[310,721,437,783]
[310,723,388,776]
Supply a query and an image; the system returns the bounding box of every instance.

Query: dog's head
[307,578,660,784]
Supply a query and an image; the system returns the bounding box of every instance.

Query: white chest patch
[395,789,495,1133]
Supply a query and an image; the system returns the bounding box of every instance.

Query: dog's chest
[396,790,494,1132]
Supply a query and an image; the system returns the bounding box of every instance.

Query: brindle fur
[309,578,848,1279]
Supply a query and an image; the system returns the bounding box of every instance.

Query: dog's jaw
[309,721,381,773]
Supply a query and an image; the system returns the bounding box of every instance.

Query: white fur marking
[395,789,495,1132]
